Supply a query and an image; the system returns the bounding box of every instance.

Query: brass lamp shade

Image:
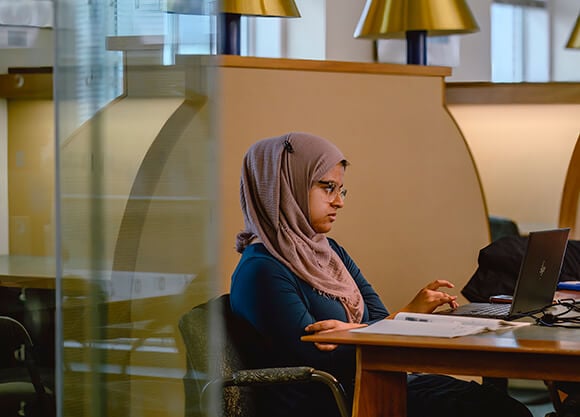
[566,15,580,49]
[222,0,300,17]
[166,0,300,17]
[166,0,301,54]
[354,0,479,39]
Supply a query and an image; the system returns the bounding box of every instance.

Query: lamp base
[406,30,427,65]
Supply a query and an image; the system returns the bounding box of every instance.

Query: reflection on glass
[54,1,216,417]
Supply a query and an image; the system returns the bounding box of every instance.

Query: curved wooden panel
[559,135,580,239]
[60,97,185,268]
[214,57,490,311]
[112,99,202,272]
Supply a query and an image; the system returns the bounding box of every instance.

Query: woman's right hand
[396,279,458,315]
[305,319,367,351]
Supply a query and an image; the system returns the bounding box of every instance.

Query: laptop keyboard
[445,303,511,319]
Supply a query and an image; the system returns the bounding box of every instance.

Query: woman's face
[308,163,346,234]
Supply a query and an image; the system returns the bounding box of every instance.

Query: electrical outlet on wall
[15,150,25,167]
[9,216,31,254]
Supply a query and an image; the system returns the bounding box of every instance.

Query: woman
[230,132,532,417]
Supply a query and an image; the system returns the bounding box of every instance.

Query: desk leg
[353,347,407,417]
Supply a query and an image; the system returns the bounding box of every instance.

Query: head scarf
[236,132,364,323]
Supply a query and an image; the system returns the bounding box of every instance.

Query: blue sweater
[230,238,389,416]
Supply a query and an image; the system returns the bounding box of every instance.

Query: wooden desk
[0,255,98,294]
[302,318,580,417]
[0,255,56,289]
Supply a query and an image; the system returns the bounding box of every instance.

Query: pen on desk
[404,317,429,322]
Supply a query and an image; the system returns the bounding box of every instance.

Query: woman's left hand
[305,319,368,351]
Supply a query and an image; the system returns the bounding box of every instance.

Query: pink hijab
[236,132,364,323]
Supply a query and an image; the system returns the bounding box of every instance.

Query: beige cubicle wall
[205,56,491,311]
[2,65,215,417]
[7,99,54,256]
[58,94,214,417]
[446,83,580,237]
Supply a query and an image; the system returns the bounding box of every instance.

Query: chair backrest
[179,294,261,417]
[0,315,54,417]
[488,215,520,241]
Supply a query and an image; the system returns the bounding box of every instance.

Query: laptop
[441,228,570,320]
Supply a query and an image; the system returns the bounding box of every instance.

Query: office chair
[0,315,55,417]
[178,294,350,417]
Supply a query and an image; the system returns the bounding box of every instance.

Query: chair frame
[202,366,350,417]
[0,315,54,416]
[179,294,351,417]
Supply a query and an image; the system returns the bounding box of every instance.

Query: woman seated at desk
[230,132,532,417]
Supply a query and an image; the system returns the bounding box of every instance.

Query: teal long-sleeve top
[230,239,534,417]
[230,238,389,416]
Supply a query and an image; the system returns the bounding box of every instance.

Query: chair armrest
[230,366,315,385]
[203,366,350,417]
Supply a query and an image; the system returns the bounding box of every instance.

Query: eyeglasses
[317,180,347,201]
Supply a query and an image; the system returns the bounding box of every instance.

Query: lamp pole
[406,30,427,65]
[219,12,241,55]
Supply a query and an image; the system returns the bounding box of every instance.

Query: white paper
[351,313,531,338]
[394,312,530,331]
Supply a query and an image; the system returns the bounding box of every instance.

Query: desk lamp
[166,0,300,55]
[566,14,580,49]
[354,0,479,65]
[221,0,301,55]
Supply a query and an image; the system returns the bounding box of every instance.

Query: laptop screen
[510,228,570,316]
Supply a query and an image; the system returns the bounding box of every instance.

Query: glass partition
[54,1,216,416]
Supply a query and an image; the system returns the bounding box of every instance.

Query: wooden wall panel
[211,57,490,311]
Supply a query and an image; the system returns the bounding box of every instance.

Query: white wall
[551,0,580,81]
[285,0,373,61]
[447,0,492,82]
[325,0,373,62]
[286,0,327,60]
[0,28,54,73]
[449,0,580,81]
[281,0,579,82]
[449,103,580,234]
[256,0,373,62]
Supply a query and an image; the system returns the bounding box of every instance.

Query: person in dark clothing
[230,132,532,417]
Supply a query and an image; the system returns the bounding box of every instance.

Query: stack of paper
[351,312,531,338]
